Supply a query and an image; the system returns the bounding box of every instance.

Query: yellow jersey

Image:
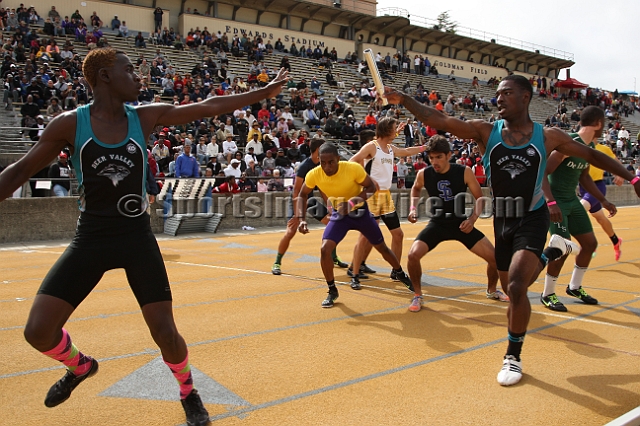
[305,161,367,209]
[588,143,616,181]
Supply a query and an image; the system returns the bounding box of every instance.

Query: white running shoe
[497,355,523,386]
[548,234,581,257]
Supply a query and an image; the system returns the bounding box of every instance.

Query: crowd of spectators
[2,3,639,197]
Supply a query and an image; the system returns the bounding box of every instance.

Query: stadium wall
[359,43,541,81]
[2,186,640,244]
[180,15,353,57]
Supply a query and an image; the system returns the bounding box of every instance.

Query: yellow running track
[1,207,640,426]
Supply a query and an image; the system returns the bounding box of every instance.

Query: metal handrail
[378,7,574,62]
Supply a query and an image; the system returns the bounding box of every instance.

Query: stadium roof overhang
[210,0,574,69]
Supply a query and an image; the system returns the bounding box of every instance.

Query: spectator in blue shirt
[111,15,120,31]
[175,144,200,177]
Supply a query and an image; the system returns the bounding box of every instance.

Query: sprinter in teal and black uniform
[384,76,640,387]
[0,48,289,426]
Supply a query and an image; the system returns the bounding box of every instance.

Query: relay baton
[363,48,388,106]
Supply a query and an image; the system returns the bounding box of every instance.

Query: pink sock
[42,328,93,376]
[164,353,194,399]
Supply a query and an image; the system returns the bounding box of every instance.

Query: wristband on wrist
[547,200,557,206]
[631,176,640,185]
[348,199,356,208]
[410,206,417,211]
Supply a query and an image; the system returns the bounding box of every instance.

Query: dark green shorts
[549,197,593,239]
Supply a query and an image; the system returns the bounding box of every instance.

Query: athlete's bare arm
[0,112,77,202]
[392,145,425,158]
[579,167,616,217]
[461,166,484,233]
[408,169,425,223]
[542,150,567,223]
[286,175,306,225]
[296,182,314,234]
[349,142,376,166]
[545,127,640,196]
[137,69,289,131]
[384,88,493,151]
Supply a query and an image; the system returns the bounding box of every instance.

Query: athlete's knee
[24,322,58,350]
[320,241,335,258]
[149,322,181,350]
[391,226,404,239]
[581,237,598,254]
[407,249,422,266]
[507,281,527,302]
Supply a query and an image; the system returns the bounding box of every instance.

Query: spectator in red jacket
[213,176,241,193]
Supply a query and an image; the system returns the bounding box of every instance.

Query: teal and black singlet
[71,104,149,217]
[483,120,550,271]
[484,119,546,212]
[37,104,172,307]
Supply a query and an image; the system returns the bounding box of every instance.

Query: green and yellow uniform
[548,133,593,238]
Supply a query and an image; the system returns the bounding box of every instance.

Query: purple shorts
[578,180,607,213]
[323,204,384,245]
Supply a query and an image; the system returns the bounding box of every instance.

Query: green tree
[435,11,457,34]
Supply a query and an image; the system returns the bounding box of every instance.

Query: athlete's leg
[545,256,567,293]
[563,232,599,304]
[589,208,616,237]
[505,249,545,347]
[581,198,616,237]
[24,295,76,352]
[389,226,404,261]
[141,301,187,363]
[26,296,98,409]
[506,251,541,331]
[372,241,401,269]
[468,237,501,295]
[406,240,429,296]
[573,232,598,269]
[320,239,338,282]
[350,233,370,280]
[369,241,413,291]
[273,217,299,274]
[581,192,622,259]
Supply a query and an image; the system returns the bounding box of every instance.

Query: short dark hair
[360,129,376,144]
[580,106,605,127]
[425,135,450,154]
[309,138,325,154]
[502,75,533,103]
[319,143,339,157]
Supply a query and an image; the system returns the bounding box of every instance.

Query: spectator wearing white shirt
[360,86,372,102]
[151,137,170,172]
[280,106,295,129]
[118,21,128,37]
[206,136,222,162]
[224,159,242,178]
[618,127,630,142]
[244,147,258,165]
[222,132,238,163]
[303,105,320,127]
[245,136,264,161]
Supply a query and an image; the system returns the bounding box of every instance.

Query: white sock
[543,274,558,297]
[569,265,587,290]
